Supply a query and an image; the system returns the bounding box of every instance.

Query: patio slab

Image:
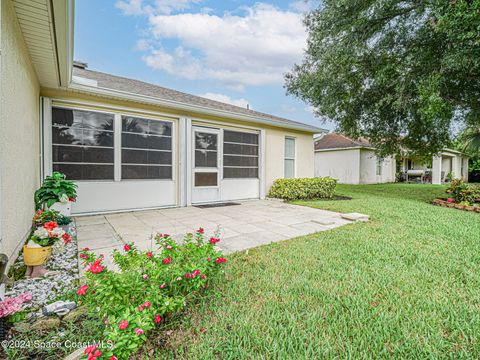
[74,200,359,273]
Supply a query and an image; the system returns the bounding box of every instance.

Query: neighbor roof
[314,133,373,151]
[71,66,324,133]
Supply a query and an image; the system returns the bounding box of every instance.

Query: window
[376,157,383,176]
[52,107,115,180]
[195,132,218,168]
[121,116,172,180]
[284,137,295,178]
[223,130,259,178]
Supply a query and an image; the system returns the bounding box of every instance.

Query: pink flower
[144,301,151,308]
[201,327,206,333]
[160,283,166,289]
[209,237,220,245]
[0,292,32,317]
[194,269,201,276]
[124,244,131,251]
[146,252,153,258]
[83,247,90,251]
[215,257,227,264]
[143,274,148,281]
[201,274,206,279]
[138,304,144,312]
[447,198,455,203]
[86,260,104,274]
[104,318,108,327]
[44,221,58,231]
[135,328,144,336]
[154,314,162,323]
[207,257,211,262]
[118,319,129,330]
[76,284,88,296]
[176,277,182,281]
[166,245,172,250]
[80,253,85,259]
[163,257,171,264]
[110,356,118,360]
[62,233,72,245]
[197,228,204,234]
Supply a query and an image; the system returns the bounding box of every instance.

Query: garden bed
[432,198,480,212]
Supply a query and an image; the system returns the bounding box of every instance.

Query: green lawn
[154,184,480,359]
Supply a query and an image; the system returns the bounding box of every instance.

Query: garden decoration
[24,221,71,278]
[34,172,77,216]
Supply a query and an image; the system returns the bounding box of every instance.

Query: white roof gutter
[68,81,325,133]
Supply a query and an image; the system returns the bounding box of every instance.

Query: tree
[286,0,480,156]
[459,126,480,156]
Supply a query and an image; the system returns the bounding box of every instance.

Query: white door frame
[191,126,222,204]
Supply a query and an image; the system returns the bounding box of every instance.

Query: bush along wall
[268,177,337,201]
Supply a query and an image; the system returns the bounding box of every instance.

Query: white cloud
[289,0,318,13]
[199,92,250,108]
[116,0,202,16]
[127,2,307,89]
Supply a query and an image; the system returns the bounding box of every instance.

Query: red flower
[80,253,85,259]
[118,319,129,330]
[110,356,118,360]
[447,198,455,203]
[143,274,148,281]
[209,237,220,245]
[84,345,99,355]
[44,221,58,231]
[163,234,170,238]
[135,328,144,336]
[194,269,201,276]
[201,274,206,279]
[154,314,162,323]
[207,257,211,262]
[124,244,131,251]
[138,304,144,312]
[69,196,76,202]
[86,260,104,274]
[144,301,151,308]
[83,247,90,251]
[215,257,226,264]
[163,257,171,264]
[76,284,88,296]
[62,233,72,245]
[146,252,153,258]
[197,228,204,234]
[201,327,206,333]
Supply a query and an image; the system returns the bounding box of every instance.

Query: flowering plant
[75,229,226,359]
[34,172,77,210]
[32,209,72,227]
[30,221,70,247]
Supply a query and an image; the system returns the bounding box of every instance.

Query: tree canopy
[286,0,480,156]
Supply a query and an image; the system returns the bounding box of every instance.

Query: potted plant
[24,221,70,278]
[34,172,77,216]
[32,209,72,231]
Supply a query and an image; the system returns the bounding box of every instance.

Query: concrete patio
[74,200,356,269]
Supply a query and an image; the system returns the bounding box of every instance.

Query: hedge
[268,177,337,201]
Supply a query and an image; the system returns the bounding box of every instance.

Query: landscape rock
[62,306,88,322]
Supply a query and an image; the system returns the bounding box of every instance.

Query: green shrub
[268,177,337,200]
[74,229,225,359]
[446,178,480,204]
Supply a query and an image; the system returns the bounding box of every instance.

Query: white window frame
[44,101,176,183]
[192,126,221,189]
[222,129,260,180]
[284,136,296,178]
[376,157,383,176]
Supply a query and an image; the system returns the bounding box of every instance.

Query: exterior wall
[265,128,314,191]
[314,149,360,184]
[0,1,40,262]
[359,149,395,184]
[40,92,316,210]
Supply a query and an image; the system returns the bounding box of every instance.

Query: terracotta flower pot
[23,245,52,266]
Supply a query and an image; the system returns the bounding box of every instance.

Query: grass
[150,183,480,359]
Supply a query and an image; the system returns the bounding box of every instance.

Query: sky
[74,0,331,130]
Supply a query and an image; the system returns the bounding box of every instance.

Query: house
[314,133,396,184]
[0,0,323,266]
[314,133,469,185]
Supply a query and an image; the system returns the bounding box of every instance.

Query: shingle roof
[72,67,323,133]
[314,133,373,151]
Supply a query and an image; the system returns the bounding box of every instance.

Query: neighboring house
[0,1,323,265]
[314,133,469,185]
[314,133,396,184]
[400,149,469,184]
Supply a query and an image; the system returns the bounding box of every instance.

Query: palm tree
[460,127,480,156]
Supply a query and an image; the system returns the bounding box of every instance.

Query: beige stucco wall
[359,149,396,184]
[0,1,40,262]
[314,149,361,184]
[265,128,314,191]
